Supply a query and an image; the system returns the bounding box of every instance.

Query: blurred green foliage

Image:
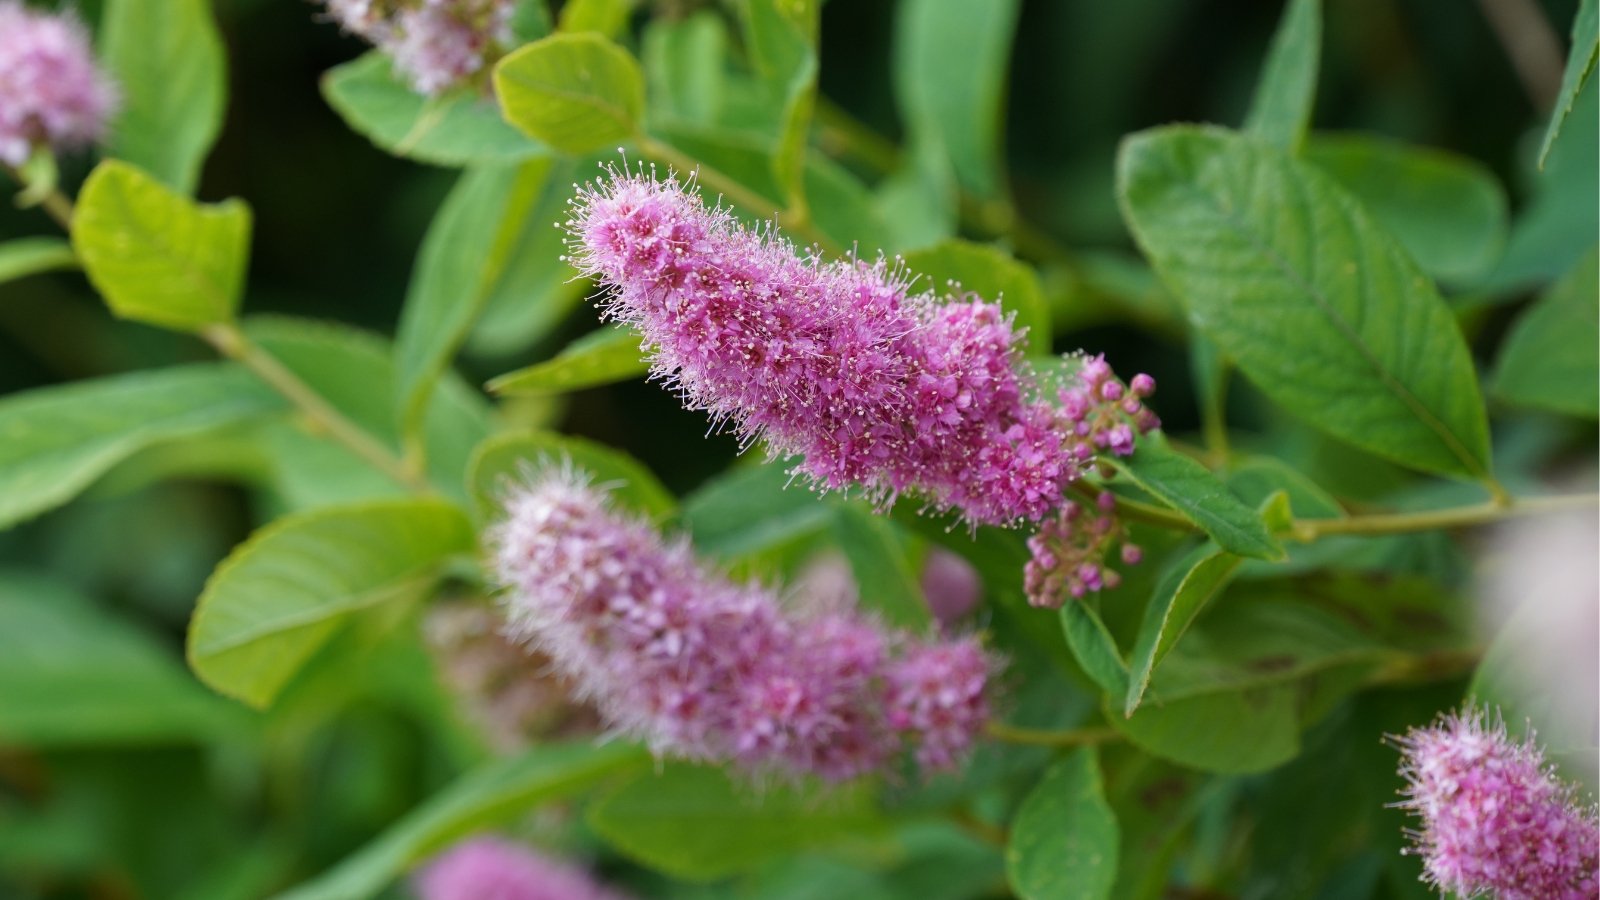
[1,0,1595,898]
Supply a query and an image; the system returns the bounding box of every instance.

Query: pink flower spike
[491,466,996,781]
[566,167,1085,527]
[413,836,632,900]
[0,1,116,166]
[1393,708,1599,900]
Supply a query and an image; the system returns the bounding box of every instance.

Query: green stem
[985,721,1121,748]
[202,323,433,495]
[945,808,1008,848]
[1365,647,1481,686]
[814,97,901,174]
[633,134,847,257]
[1070,480,1200,533]
[1291,492,1597,541]
[37,190,74,230]
[3,162,75,230]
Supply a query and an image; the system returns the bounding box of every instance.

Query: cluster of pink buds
[321,0,515,95]
[490,467,994,782]
[1022,491,1143,608]
[566,168,1160,528]
[1393,707,1599,899]
[414,836,631,900]
[1057,355,1159,458]
[0,1,116,167]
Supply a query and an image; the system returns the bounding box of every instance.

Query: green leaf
[901,240,1052,350]
[486,326,649,395]
[1112,685,1300,774]
[1482,77,1598,295]
[894,0,1020,199]
[1117,126,1493,482]
[1539,0,1599,169]
[1224,456,1344,520]
[682,462,835,562]
[1190,332,1229,450]
[495,33,645,154]
[464,158,597,358]
[73,160,251,332]
[831,506,932,630]
[0,237,77,286]
[1106,761,1209,900]
[1306,134,1509,285]
[466,430,676,523]
[1492,247,1599,418]
[742,0,819,208]
[1007,749,1118,900]
[395,159,561,437]
[187,499,474,709]
[0,571,236,744]
[100,0,226,193]
[1142,595,1393,709]
[1059,599,1130,696]
[1242,0,1320,152]
[321,53,546,167]
[0,363,279,530]
[876,137,960,251]
[558,0,634,37]
[588,763,887,880]
[244,316,493,505]
[650,124,894,252]
[642,11,729,126]
[1108,437,1281,560]
[274,741,650,900]
[1123,545,1242,717]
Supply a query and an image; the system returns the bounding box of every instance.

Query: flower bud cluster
[565,169,1158,528]
[322,0,515,95]
[1057,354,1159,458]
[491,467,993,782]
[415,836,631,900]
[1393,708,1599,899]
[0,1,116,166]
[1022,491,1143,608]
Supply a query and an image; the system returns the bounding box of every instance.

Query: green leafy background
[0,0,1594,898]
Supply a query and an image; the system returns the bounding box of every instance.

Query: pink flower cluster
[1394,708,1599,899]
[414,836,631,900]
[566,169,1157,527]
[0,1,116,166]
[491,467,993,781]
[322,0,515,95]
[1058,355,1159,458]
[1023,491,1143,608]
